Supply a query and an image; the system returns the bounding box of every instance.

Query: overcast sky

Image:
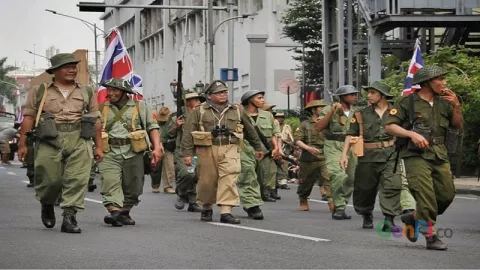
[0,0,105,71]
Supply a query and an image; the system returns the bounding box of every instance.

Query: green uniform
[167,113,197,204]
[26,135,35,185]
[99,99,159,210]
[150,121,167,189]
[295,118,330,200]
[320,105,357,211]
[385,93,456,233]
[347,105,415,216]
[237,140,263,209]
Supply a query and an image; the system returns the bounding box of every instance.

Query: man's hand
[176,115,185,128]
[18,145,27,163]
[255,151,264,160]
[307,146,322,156]
[94,148,104,162]
[409,131,429,149]
[184,156,193,166]
[272,148,281,160]
[331,102,342,112]
[157,143,165,156]
[339,154,348,171]
[440,88,461,106]
[151,148,162,166]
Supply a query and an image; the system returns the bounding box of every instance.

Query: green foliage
[285,117,300,133]
[0,57,19,106]
[382,46,480,168]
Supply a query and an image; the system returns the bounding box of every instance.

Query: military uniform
[347,81,415,231]
[385,66,461,250]
[22,53,99,233]
[99,78,160,227]
[26,134,35,187]
[182,81,263,224]
[275,112,293,190]
[161,111,176,194]
[295,100,333,212]
[150,107,170,193]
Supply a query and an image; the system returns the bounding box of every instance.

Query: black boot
[262,195,276,202]
[119,211,135,225]
[220,213,241,224]
[332,209,352,220]
[270,189,281,200]
[175,196,186,210]
[88,184,97,192]
[104,211,123,227]
[243,206,264,220]
[61,215,81,233]
[362,213,373,229]
[426,235,448,250]
[382,214,402,232]
[200,209,213,222]
[54,196,62,206]
[187,203,202,212]
[400,211,418,242]
[27,176,34,187]
[27,182,34,188]
[41,203,55,228]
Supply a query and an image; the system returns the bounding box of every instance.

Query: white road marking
[7,172,16,175]
[85,198,103,204]
[22,181,29,184]
[455,196,478,200]
[309,198,354,207]
[0,167,5,169]
[209,222,331,242]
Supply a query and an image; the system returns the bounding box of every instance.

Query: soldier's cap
[412,65,448,85]
[157,107,171,122]
[262,103,276,111]
[274,112,285,117]
[185,92,206,102]
[241,90,265,105]
[101,78,135,94]
[204,80,228,94]
[362,81,393,97]
[46,53,80,74]
[332,85,359,96]
[305,99,329,110]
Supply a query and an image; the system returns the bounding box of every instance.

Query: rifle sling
[105,104,132,131]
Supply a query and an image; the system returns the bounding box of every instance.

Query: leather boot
[187,203,202,212]
[104,211,123,227]
[88,184,97,192]
[270,189,281,200]
[426,235,448,250]
[61,215,81,233]
[119,211,135,225]
[327,198,335,213]
[332,209,352,220]
[200,209,213,222]
[175,196,186,210]
[220,213,241,224]
[27,176,34,187]
[362,213,374,229]
[41,203,55,228]
[243,206,264,220]
[298,199,309,211]
[400,211,418,242]
[261,187,275,202]
[382,214,402,232]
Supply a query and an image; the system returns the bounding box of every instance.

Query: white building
[100,0,301,110]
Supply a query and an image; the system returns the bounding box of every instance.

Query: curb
[455,184,480,197]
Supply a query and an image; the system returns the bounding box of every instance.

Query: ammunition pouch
[191,131,213,146]
[128,130,149,153]
[350,136,364,157]
[164,137,177,152]
[299,147,322,162]
[101,131,109,152]
[80,113,98,140]
[36,113,58,140]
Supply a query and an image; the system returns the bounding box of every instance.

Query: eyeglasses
[212,91,228,96]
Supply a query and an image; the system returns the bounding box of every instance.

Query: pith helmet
[332,85,359,96]
[101,78,135,94]
[362,81,393,97]
[46,53,80,74]
[185,92,206,102]
[241,90,265,105]
[305,99,329,110]
[274,112,285,117]
[262,103,276,111]
[205,80,228,94]
[157,107,171,122]
[412,66,448,85]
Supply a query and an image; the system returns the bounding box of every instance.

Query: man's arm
[450,104,463,129]
[181,108,199,157]
[241,110,263,151]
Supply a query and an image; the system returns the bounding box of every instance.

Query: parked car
[0,112,18,161]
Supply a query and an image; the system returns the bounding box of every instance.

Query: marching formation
[16,53,463,252]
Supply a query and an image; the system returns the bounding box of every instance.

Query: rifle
[253,125,285,172]
[176,61,186,118]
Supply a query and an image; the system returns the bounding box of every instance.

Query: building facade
[100,0,300,110]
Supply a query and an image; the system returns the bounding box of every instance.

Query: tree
[0,57,18,106]
[382,46,480,170]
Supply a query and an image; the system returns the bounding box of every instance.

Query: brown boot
[299,199,309,211]
[327,198,335,213]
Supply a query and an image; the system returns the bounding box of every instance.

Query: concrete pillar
[367,28,382,83]
[246,34,269,95]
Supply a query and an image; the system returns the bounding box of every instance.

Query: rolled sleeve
[23,85,40,117]
[319,105,330,120]
[385,102,406,126]
[87,87,100,118]
[143,102,160,131]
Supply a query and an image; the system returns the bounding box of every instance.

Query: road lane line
[309,198,354,207]
[85,198,103,204]
[455,196,478,200]
[209,222,331,242]
[7,172,16,175]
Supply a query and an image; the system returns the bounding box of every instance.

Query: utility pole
[94,23,99,86]
[208,0,214,83]
[227,0,235,101]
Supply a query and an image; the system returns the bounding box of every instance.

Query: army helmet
[101,78,135,94]
[412,65,448,85]
[204,80,228,94]
[241,90,265,105]
[305,99,329,110]
[362,81,393,97]
[332,85,359,96]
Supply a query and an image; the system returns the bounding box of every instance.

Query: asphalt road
[1,162,479,269]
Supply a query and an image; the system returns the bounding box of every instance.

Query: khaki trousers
[161,151,175,189]
[196,144,241,206]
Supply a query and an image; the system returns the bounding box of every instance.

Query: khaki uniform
[182,102,263,209]
[150,120,167,190]
[23,82,98,215]
[348,105,415,216]
[276,123,293,186]
[385,93,456,235]
[99,99,159,211]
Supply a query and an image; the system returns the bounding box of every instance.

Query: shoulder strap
[102,105,109,131]
[132,101,139,131]
[199,106,206,132]
[35,83,48,128]
[80,86,94,113]
[408,93,416,125]
[134,100,145,130]
[355,111,363,137]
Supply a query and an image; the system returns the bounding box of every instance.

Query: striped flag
[402,38,424,96]
[97,28,143,104]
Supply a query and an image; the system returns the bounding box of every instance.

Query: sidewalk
[455,177,480,196]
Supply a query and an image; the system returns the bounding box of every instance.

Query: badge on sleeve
[390,109,397,115]
[350,118,356,123]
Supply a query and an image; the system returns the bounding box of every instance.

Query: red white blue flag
[402,38,424,96]
[97,28,143,103]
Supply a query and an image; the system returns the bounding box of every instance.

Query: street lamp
[195,80,205,94]
[45,9,106,87]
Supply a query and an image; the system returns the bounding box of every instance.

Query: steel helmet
[332,85,359,96]
[305,100,329,110]
[412,66,448,85]
[241,90,265,105]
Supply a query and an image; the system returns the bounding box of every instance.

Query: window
[197,12,204,37]
[139,1,164,60]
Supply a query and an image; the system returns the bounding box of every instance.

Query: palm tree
[0,57,19,106]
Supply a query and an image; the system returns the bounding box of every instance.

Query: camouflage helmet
[241,90,265,105]
[332,85,359,96]
[412,66,448,85]
[305,99,329,110]
[205,80,228,94]
[101,78,135,94]
[362,81,393,97]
